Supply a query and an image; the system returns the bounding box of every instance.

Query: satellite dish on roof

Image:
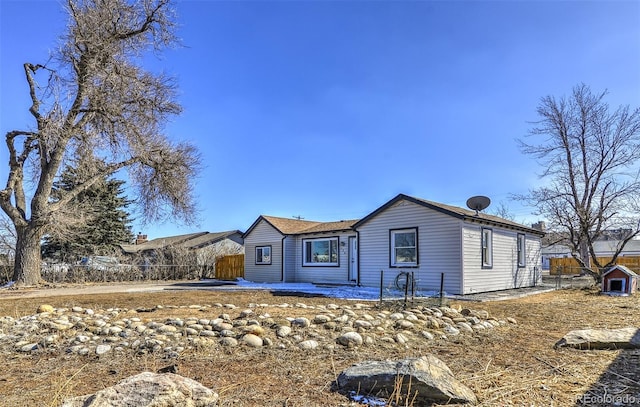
[466,196,491,215]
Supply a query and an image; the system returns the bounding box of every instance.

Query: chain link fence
[40,263,210,284]
[377,270,450,309]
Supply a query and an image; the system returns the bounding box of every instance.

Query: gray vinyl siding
[526,236,543,286]
[244,220,283,283]
[292,232,353,283]
[462,224,542,294]
[356,200,463,294]
[283,236,297,282]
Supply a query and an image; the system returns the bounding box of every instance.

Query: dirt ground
[0,284,639,406]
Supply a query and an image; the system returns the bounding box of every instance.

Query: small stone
[394,333,409,345]
[292,317,310,328]
[20,343,38,352]
[185,328,199,336]
[96,344,112,355]
[337,332,363,348]
[158,325,178,333]
[313,315,331,324]
[76,335,90,343]
[242,325,265,336]
[444,326,460,336]
[298,340,319,350]
[395,320,415,330]
[43,334,58,344]
[276,326,292,338]
[333,315,349,324]
[241,334,263,347]
[353,320,373,330]
[456,322,474,334]
[37,304,55,313]
[220,337,238,347]
[420,331,435,340]
[108,326,123,335]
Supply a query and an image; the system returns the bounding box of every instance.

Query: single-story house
[541,239,640,270]
[243,194,544,295]
[120,230,244,267]
[242,216,359,284]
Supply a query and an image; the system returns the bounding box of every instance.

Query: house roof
[603,265,638,278]
[243,215,358,237]
[353,193,545,236]
[120,230,243,254]
[542,240,640,256]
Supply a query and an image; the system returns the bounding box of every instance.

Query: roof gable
[353,193,544,236]
[243,215,358,238]
[603,265,638,278]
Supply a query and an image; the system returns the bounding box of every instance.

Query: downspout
[356,230,361,286]
[281,235,286,282]
[459,221,464,295]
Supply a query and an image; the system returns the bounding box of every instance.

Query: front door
[349,236,358,282]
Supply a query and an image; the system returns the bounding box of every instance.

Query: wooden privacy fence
[215,254,244,280]
[549,256,640,275]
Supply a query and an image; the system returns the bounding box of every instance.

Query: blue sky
[1,0,640,240]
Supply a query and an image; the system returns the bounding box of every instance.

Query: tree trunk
[13,225,44,285]
[579,240,591,273]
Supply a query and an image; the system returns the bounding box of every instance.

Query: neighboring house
[120,230,244,267]
[243,216,359,284]
[244,193,544,295]
[541,240,640,270]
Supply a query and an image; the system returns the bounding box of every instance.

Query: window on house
[517,234,526,267]
[303,238,339,266]
[482,228,493,268]
[390,228,418,267]
[255,246,271,265]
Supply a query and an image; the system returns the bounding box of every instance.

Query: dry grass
[0,286,639,406]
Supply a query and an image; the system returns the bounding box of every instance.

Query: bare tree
[491,201,516,222]
[518,84,640,279]
[0,0,201,285]
[0,213,16,260]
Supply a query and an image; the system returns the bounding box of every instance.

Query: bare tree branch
[516,84,640,279]
[1,0,200,285]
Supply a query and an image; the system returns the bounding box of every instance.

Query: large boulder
[555,327,640,350]
[336,355,477,405]
[62,372,218,406]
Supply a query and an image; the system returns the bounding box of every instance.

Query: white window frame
[517,233,526,267]
[303,237,339,267]
[482,228,493,268]
[255,245,272,265]
[390,228,418,267]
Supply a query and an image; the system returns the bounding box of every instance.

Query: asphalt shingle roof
[120,230,242,254]
[260,216,358,235]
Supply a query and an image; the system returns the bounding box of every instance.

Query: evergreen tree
[42,165,134,263]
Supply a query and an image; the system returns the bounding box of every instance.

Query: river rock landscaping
[0,300,513,358]
[1,287,640,406]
